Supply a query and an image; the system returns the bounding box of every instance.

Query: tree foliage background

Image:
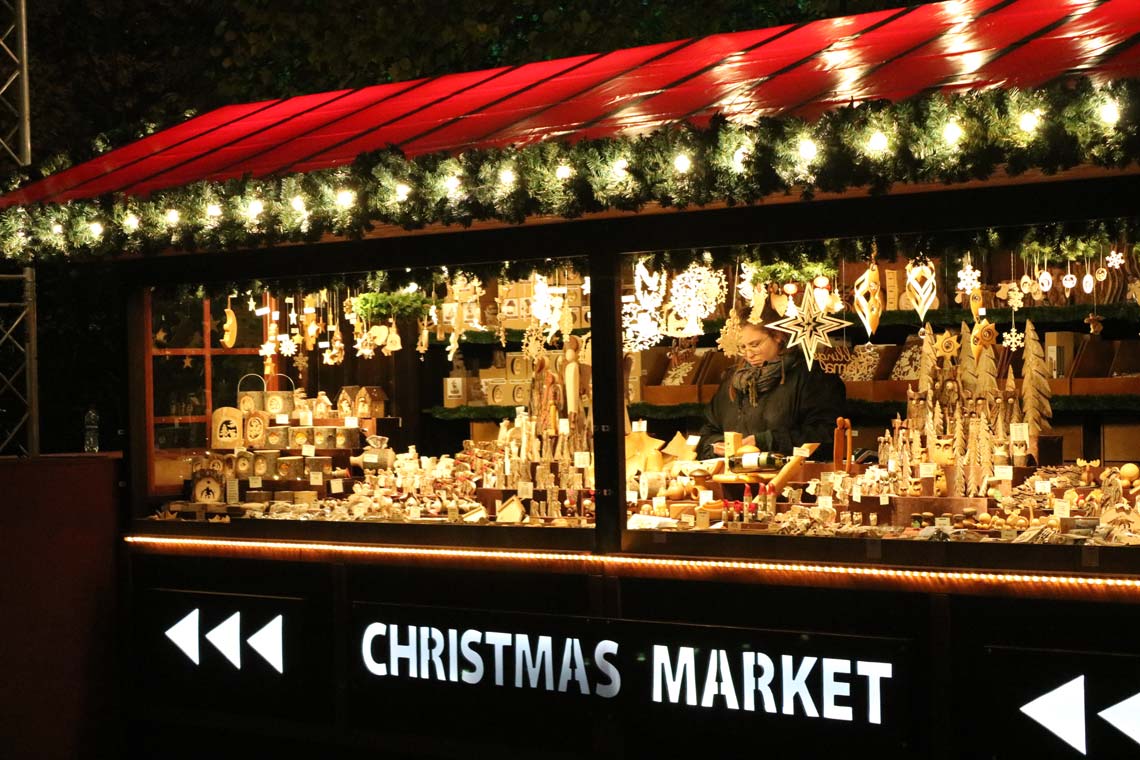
[9,0,907,452]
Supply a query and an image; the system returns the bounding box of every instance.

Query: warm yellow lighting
[394,183,411,202]
[1018,110,1040,134]
[335,189,356,208]
[611,157,629,179]
[89,221,103,237]
[498,168,516,186]
[444,175,462,195]
[50,223,63,235]
[290,195,306,212]
[555,164,573,180]
[673,153,692,173]
[164,209,180,225]
[123,214,140,232]
[867,130,889,154]
[1100,100,1120,126]
[247,199,264,218]
[797,137,818,161]
[731,145,750,173]
[943,120,964,146]
[404,282,419,293]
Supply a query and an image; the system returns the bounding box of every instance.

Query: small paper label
[879,494,890,506]
[303,306,316,314]
[363,452,379,465]
[793,446,810,458]
[806,481,818,496]
[409,505,421,520]
[681,513,695,526]
[1035,479,1052,494]
[626,490,639,504]
[276,414,290,425]
[935,516,952,529]
[271,310,280,320]
[1054,502,1071,519]
[330,478,344,494]
[448,504,459,522]
[255,306,270,316]
[995,465,1014,481]
[686,435,701,447]
[919,462,937,479]
[699,490,713,505]
[887,459,897,473]
[558,418,570,435]
[249,476,262,489]
[1010,422,1029,442]
[302,444,316,458]
[518,482,534,500]
[817,495,833,511]
[309,471,324,486]
[696,510,710,529]
[226,478,239,504]
[652,495,666,509]
[1001,529,1017,540]
[852,484,862,502]
[318,340,330,349]
[345,417,359,428]
[574,451,591,468]
[742,452,760,469]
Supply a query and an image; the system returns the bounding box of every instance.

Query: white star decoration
[766,290,852,370]
[1108,250,1126,269]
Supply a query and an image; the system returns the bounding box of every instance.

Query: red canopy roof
[7,0,1140,208]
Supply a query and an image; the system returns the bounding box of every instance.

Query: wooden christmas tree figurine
[957,321,977,395]
[918,324,936,395]
[978,414,994,490]
[966,417,981,497]
[1020,319,1053,437]
[975,344,998,395]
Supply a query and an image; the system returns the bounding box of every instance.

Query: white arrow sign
[164,608,200,665]
[247,615,284,674]
[205,612,242,669]
[1020,675,1087,755]
[1099,691,1140,747]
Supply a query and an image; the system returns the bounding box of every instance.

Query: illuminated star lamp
[766,290,852,370]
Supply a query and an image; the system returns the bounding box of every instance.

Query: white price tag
[302,444,316,458]
[626,490,639,504]
[518,482,534,500]
[363,452,379,465]
[879,494,890,506]
[345,416,359,428]
[448,504,459,522]
[652,495,666,509]
[248,476,262,489]
[695,511,709,529]
[271,310,280,320]
[409,505,421,520]
[681,513,695,526]
[558,418,570,435]
[887,459,897,473]
[1054,502,1071,519]
[698,490,713,505]
[1010,422,1029,442]
[330,478,344,494]
[1001,529,1017,540]
[935,516,952,529]
[995,465,1014,481]
[254,306,270,316]
[318,340,330,349]
[1035,479,1052,494]
[574,451,591,469]
[686,435,701,447]
[919,462,937,479]
[793,446,810,458]
[816,495,833,510]
[742,452,760,469]
[309,471,324,486]
[852,484,862,502]
[276,414,290,425]
[226,478,239,504]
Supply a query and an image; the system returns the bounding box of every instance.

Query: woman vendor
[697,306,846,460]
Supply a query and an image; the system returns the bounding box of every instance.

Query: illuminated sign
[164,608,285,673]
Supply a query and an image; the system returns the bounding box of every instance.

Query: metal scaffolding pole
[0,0,29,166]
[0,267,37,454]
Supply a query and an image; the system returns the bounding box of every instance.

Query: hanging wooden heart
[905,261,937,322]
[852,263,884,337]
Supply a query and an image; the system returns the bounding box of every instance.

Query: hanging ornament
[766,289,852,371]
[970,318,997,361]
[1006,288,1024,311]
[737,261,757,305]
[956,259,981,293]
[531,273,566,343]
[851,260,884,338]
[323,326,345,365]
[1082,272,1095,294]
[1085,313,1104,335]
[278,333,298,357]
[967,286,983,322]
[1038,269,1053,293]
[662,262,727,338]
[1019,274,1033,294]
[247,295,257,312]
[1062,271,1077,292]
[293,350,308,381]
[1095,266,1108,282]
[416,318,430,359]
[382,318,403,356]
[904,258,937,322]
[1107,249,1126,269]
[222,297,238,348]
[717,309,742,357]
[355,329,376,359]
[621,261,666,352]
[935,330,961,361]
[1001,327,1024,351]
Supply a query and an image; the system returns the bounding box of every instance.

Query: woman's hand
[712,435,756,456]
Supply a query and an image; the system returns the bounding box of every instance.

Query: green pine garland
[3,77,1138,263]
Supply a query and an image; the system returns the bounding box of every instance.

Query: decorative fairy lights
[662,262,727,338]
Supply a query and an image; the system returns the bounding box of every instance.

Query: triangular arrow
[247,615,284,674]
[1099,691,1140,747]
[164,609,200,665]
[205,612,242,669]
[1020,675,1087,755]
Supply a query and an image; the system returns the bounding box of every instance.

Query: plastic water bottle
[84,406,99,453]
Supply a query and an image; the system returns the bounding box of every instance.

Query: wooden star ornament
[766,290,852,370]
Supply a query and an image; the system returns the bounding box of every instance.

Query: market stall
[7,1,1140,757]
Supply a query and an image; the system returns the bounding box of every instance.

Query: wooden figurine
[337,386,360,417]
[355,386,388,418]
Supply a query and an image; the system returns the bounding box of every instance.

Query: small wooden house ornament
[337,386,360,416]
[211,407,244,450]
[355,386,387,418]
[244,410,270,448]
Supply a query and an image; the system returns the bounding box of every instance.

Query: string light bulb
[1018,110,1040,134]
[797,137,818,161]
[164,209,180,225]
[731,145,750,173]
[246,199,264,219]
[50,223,63,235]
[444,175,462,197]
[673,153,692,174]
[555,164,573,180]
[89,221,103,237]
[123,214,140,232]
[1100,99,1121,126]
[867,130,889,154]
[290,195,306,213]
[498,168,516,187]
[205,203,222,218]
[611,157,629,180]
[335,189,355,208]
[943,120,964,146]
[394,183,411,202]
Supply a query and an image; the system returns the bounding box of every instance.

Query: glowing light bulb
[165,209,180,225]
[797,138,818,161]
[1100,100,1120,126]
[123,214,140,232]
[731,145,750,173]
[404,282,419,293]
[205,203,222,218]
[612,158,629,179]
[247,199,264,219]
[50,223,63,235]
[943,121,964,146]
[673,154,692,174]
[335,189,355,208]
[394,183,411,202]
[555,164,573,180]
[290,196,306,212]
[89,221,104,237]
[444,175,462,195]
[1018,111,1040,134]
[498,168,516,186]
[867,130,889,154]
